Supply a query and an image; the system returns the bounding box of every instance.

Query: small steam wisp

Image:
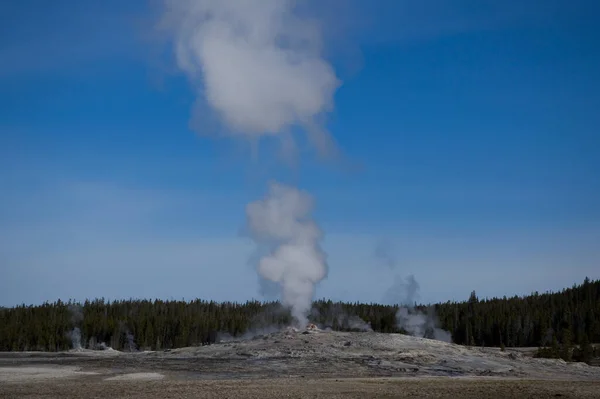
[68,327,82,351]
[374,240,452,342]
[125,331,137,352]
[67,304,83,350]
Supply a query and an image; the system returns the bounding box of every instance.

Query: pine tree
[561,329,573,362]
[580,333,593,364]
[551,335,560,359]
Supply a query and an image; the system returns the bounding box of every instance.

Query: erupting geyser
[246,182,327,327]
[68,327,82,351]
[162,0,342,324]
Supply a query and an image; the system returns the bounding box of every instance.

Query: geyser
[162,0,342,323]
[68,327,82,351]
[245,182,327,327]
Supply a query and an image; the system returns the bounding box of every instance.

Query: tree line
[432,277,600,364]
[1,278,598,363]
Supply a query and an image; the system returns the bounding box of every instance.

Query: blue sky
[1,0,599,307]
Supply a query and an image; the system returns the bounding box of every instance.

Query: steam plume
[310,306,372,332]
[245,182,327,327]
[396,307,452,343]
[68,327,82,351]
[383,274,420,307]
[161,0,341,157]
[67,304,83,350]
[374,240,452,342]
[373,239,397,270]
[125,331,137,352]
[161,1,340,323]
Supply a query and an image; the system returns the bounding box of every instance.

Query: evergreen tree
[579,333,593,364]
[1,278,599,353]
[561,329,573,362]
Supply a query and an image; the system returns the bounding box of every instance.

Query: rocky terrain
[1,328,599,398]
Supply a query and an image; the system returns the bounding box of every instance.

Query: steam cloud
[383,274,420,307]
[310,306,372,332]
[125,331,137,352]
[68,327,82,351]
[245,182,327,327]
[67,304,83,350]
[374,240,452,342]
[396,307,452,343]
[218,325,282,343]
[162,0,340,328]
[162,0,341,157]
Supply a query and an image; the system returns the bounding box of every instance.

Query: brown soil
[2,377,599,399]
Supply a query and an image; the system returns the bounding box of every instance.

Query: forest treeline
[1,278,599,360]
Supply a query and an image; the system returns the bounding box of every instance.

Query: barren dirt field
[3,377,600,399]
[2,329,599,398]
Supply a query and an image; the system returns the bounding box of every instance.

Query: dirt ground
[1,330,599,398]
[2,377,600,399]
